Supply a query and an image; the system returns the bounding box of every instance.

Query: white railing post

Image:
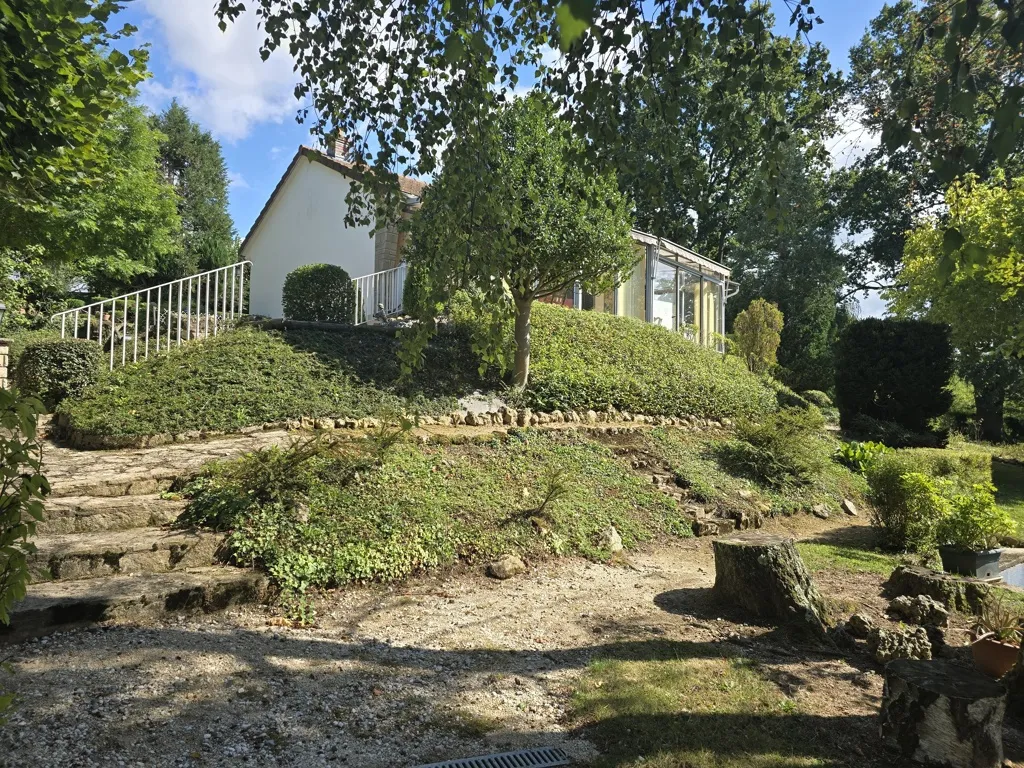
[213,270,220,336]
[133,294,139,363]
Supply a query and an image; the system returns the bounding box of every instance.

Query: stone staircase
[0,431,292,645]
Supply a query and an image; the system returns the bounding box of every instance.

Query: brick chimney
[327,133,352,160]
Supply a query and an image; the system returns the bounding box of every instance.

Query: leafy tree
[732,298,783,375]
[727,143,850,391]
[153,101,237,277]
[215,0,1024,232]
[890,175,1024,441]
[611,9,841,262]
[0,0,148,216]
[2,104,183,300]
[839,0,1024,289]
[402,95,635,387]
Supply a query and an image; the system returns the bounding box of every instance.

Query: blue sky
[116,0,889,311]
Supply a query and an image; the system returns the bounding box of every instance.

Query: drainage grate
[413,746,571,768]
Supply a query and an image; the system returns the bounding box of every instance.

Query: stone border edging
[53,407,734,451]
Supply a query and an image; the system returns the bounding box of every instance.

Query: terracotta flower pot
[971,633,1020,679]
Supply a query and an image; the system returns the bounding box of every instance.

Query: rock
[881,659,1006,768]
[867,626,932,664]
[840,498,859,516]
[517,409,532,427]
[889,594,950,627]
[828,624,857,650]
[464,412,478,427]
[810,503,830,520]
[585,410,598,424]
[886,565,991,614]
[486,555,526,580]
[599,525,623,554]
[692,518,737,537]
[846,613,875,639]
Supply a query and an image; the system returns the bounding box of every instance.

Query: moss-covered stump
[886,565,991,614]
[881,659,1006,768]
[712,533,828,638]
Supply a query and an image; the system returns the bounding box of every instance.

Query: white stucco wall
[243,157,377,318]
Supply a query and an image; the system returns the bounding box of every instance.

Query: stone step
[28,528,227,583]
[0,567,267,645]
[48,470,179,499]
[38,494,187,535]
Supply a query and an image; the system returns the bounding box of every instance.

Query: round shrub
[13,339,103,410]
[282,264,357,323]
[801,390,833,408]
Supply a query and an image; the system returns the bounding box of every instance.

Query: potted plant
[935,483,1017,579]
[971,594,1023,678]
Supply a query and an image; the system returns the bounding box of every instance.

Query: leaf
[942,227,965,255]
[555,0,595,52]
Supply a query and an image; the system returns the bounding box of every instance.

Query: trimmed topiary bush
[835,319,954,434]
[13,339,102,410]
[801,390,833,409]
[282,263,357,323]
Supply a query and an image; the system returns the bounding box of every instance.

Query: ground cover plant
[506,302,777,420]
[56,325,498,438]
[179,429,687,597]
[641,426,868,515]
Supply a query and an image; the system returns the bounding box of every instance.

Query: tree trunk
[712,533,829,639]
[881,658,1006,768]
[512,295,532,389]
[975,382,1005,444]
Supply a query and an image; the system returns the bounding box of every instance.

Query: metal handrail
[352,262,407,325]
[51,261,251,371]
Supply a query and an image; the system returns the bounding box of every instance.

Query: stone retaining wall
[54,407,733,451]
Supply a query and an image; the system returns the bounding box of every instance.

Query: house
[241,141,735,346]
[549,231,735,348]
[240,139,425,319]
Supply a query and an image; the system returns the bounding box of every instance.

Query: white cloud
[138,0,299,142]
[828,106,880,169]
[227,170,250,189]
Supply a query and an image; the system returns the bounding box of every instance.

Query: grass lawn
[994,460,1024,529]
[795,542,900,576]
[571,644,859,768]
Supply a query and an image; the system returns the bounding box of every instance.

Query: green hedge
[282,263,356,323]
[13,339,103,410]
[835,319,954,433]
[523,303,776,420]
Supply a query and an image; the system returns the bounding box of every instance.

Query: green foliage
[2,102,184,299]
[936,483,1017,552]
[842,1,1024,284]
[152,101,237,276]
[282,264,357,323]
[522,302,777,420]
[835,318,954,434]
[402,94,635,387]
[719,407,830,488]
[835,441,891,475]
[801,390,833,409]
[0,389,49,624]
[13,339,103,411]
[57,326,495,438]
[0,1,148,215]
[866,448,993,551]
[973,593,1024,645]
[732,299,783,375]
[182,430,682,592]
[0,390,50,718]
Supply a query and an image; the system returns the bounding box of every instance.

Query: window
[652,260,677,330]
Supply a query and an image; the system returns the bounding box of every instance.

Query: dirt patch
[3,515,1024,767]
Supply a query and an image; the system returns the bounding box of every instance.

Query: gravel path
[1,540,725,768]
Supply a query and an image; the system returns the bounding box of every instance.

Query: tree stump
[711,533,828,638]
[881,659,1006,768]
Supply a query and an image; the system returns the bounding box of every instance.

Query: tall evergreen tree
[152,101,236,277]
